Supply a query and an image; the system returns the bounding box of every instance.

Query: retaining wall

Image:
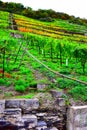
[0,99,86,130]
[0,99,66,130]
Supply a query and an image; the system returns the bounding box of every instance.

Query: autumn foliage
[0,69,11,78]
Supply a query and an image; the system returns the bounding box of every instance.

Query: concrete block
[67,106,87,130]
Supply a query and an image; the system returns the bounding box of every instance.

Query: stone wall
[0,98,87,130]
[0,98,66,130]
[0,99,39,130]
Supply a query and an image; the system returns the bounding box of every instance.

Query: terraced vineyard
[14,14,87,43]
[0,11,87,101]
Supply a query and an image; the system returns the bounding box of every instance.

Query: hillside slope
[14,14,87,42]
[0,11,87,101]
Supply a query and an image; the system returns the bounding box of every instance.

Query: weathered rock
[4,108,21,124]
[73,127,87,130]
[44,115,61,123]
[18,128,26,130]
[0,100,5,113]
[0,119,10,126]
[50,127,58,130]
[36,113,47,120]
[50,89,63,98]
[20,99,39,113]
[15,120,24,128]
[31,110,37,114]
[56,98,65,107]
[0,100,5,118]
[36,113,47,117]
[0,122,18,130]
[0,97,66,130]
[5,99,20,108]
[4,108,21,116]
[36,126,47,130]
[5,99,39,113]
[22,114,37,128]
[37,121,47,127]
[67,106,87,130]
[37,84,46,90]
[36,121,47,130]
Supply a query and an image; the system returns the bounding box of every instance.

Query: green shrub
[59,69,70,74]
[69,85,87,101]
[5,81,11,87]
[15,79,25,85]
[15,85,25,93]
[4,92,12,97]
[0,78,5,85]
[23,93,34,99]
[20,68,30,75]
[15,79,30,89]
[30,81,37,88]
[57,78,79,89]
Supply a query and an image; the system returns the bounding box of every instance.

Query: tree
[0,0,2,6]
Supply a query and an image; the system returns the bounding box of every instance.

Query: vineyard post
[66,58,68,67]
[43,42,46,58]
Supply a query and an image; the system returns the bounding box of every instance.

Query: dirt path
[26,63,50,84]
